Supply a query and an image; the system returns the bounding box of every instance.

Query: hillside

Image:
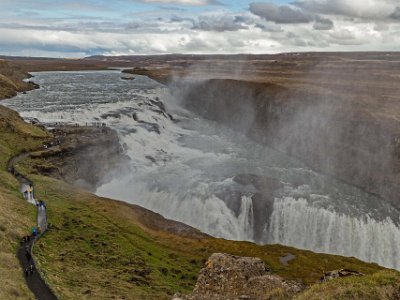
[0,60,38,99]
[0,105,50,299]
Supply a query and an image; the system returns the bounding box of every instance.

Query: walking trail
[8,151,58,300]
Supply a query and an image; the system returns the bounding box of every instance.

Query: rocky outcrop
[173,253,304,300]
[29,125,128,191]
[321,269,364,282]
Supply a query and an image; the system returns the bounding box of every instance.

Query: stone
[176,253,304,300]
[321,269,364,282]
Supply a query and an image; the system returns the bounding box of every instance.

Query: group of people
[20,235,31,245]
[23,184,34,202]
[23,184,48,211]
[24,264,35,277]
[37,200,46,209]
[21,236,35,277]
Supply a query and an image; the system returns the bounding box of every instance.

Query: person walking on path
[28,184,33,202]
[29,265,34,276]
[32,227,37,238]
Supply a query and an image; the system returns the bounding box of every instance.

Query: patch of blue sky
[1,0,294,21]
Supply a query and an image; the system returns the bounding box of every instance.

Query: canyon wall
[173,79,400,210]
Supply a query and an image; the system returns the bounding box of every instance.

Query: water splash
[267,197,400,269]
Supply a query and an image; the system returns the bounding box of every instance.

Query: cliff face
[28,126,129,191]
[174,78,400,210]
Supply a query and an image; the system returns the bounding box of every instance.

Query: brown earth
[0,60,39,99]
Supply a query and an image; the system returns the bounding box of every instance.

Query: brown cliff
[174,77,400,210]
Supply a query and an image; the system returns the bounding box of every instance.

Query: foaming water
[267,197,400,269]
[3,70,400,269]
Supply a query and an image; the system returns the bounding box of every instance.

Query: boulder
[174,253,304,300]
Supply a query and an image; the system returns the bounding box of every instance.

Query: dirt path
[8,150,58,300]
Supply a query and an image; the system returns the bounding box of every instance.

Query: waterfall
[267,197,400,269]
[6,70,400,271]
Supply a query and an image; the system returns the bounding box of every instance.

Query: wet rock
[100,112,121,119]
[233,174,282,192]
[233,174,282,242]
[138,121,160,134]
[30,125,129,191]
[145,156,156,163]
[121,75,135,81]
[279,253,296,266]
[150,99,166,111]
[175,253,304,300]
[321,269,364,282]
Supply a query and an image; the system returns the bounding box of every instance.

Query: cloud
[192,15,248,32]
[313,16,334,30]
[390,7,400,19]
[139,0,220,5]
[294,0,398,20]
[249,2,313,24]
[0,0,399,57]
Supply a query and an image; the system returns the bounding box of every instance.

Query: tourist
[29,265,34,275]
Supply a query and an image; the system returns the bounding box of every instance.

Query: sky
[0,0,399,57]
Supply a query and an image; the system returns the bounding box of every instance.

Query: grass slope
[0,105,50,299]
[0,60,37,99]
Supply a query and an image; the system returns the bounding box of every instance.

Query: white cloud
[295,0,398,20]
[249,2,313,24]
[0,0,399,57]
